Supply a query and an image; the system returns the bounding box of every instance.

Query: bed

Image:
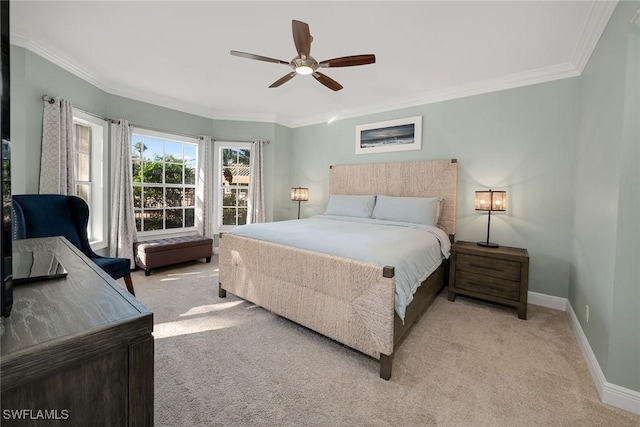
[218,159,458,379]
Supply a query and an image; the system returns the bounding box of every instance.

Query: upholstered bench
[134,235,213,276]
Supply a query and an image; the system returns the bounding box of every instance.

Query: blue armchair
[12,194,135,295]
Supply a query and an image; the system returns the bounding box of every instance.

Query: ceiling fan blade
[318,54,376,68]
[230,50,289,65]
[269,72,297,88]
[292,20,312,58]
[312,72,343,91]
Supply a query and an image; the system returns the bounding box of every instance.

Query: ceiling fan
[230,20,376,91]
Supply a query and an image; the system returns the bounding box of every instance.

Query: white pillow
[324,194,376,218]
[372,195,443,226]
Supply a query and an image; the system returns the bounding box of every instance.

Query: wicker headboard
[329,159,458,235]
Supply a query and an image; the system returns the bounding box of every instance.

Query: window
[73,123,91,202]
[132,129,198,235]
[214,141,252,232]
[72,110,107,249]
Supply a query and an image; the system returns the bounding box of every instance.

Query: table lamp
[291,187,309,219]
[475,189,506,248]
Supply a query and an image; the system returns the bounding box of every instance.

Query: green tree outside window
[132,135,197,232]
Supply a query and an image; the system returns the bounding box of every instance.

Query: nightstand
[448,241,529,319]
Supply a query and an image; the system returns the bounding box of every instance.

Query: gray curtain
[39,96,74,194]
[248,138,265,223]
[196,135,214,238]
[109,119,137,267]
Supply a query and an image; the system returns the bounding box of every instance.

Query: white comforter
[228,215,451,321]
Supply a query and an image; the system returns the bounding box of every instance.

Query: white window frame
[213,141,252,233]
[72,110,107,250]
[132,128,199,238]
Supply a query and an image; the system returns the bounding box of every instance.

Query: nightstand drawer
[455,270,520,301]
[457,253,521,281]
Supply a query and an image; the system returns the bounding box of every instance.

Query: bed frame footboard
[219,235,447,380]
[221,277,396,379]
[219,233,396,366]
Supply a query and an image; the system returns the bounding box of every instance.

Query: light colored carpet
[131,257,640,427]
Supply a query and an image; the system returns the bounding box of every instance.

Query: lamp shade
[475,190,506,212]
[291,187,309,202]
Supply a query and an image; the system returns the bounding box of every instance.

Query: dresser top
[1,237,152,357]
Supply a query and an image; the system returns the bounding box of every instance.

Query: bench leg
[218,283,226,298]
[124,274,135,296]
[144,269,151,277]
[206,256,212,263]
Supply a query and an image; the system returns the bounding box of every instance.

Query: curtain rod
[213,139,270,144]
[132,124,204,141]
[44,94,204,140]
[43,95,115,123]
[43,95,270,143]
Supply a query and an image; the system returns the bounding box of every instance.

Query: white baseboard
[528,291,568,311]
[566,302,640,415]
[527,291,640,415]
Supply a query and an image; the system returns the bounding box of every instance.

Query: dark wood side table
[1,236,154,426]
[448,241,529,319]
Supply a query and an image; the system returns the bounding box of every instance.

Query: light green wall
[11,47,107,194]
[107,95,212,136]
[288,78,580,299]
[609,16,640,390]
[9,46,26,194]
[272,123,293,220]
[572,0,640,392]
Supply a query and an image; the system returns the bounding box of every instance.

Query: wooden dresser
[448,240,529,319]
[1,237,153,426]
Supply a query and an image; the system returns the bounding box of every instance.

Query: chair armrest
[11,201,26,240]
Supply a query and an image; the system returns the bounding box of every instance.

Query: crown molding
[107,84,277,124]
[571,0,618,73]
[11,30,113,94]
[285,62,579,128]
[289,0,621,129]
[286,0,616,128]
[11,31,276,123]
[8,31,29,50]
[12,0,614,130]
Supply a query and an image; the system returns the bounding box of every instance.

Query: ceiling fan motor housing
[291,56,317,75]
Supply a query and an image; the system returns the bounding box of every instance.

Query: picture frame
[355,116,422,154]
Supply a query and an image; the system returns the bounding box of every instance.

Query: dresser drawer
[457,253,521,281]
[455,270,520,301]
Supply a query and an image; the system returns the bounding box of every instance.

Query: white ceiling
[10,1,617,128]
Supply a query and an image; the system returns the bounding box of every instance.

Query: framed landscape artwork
[355,116,422,154]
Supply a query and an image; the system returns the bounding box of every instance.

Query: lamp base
[477,241,500,248]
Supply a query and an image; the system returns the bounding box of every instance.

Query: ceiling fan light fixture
[295,65,314,75]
